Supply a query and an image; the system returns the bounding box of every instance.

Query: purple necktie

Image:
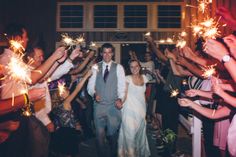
[103,65,109,82]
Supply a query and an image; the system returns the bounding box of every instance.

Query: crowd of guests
[1,5,236,157]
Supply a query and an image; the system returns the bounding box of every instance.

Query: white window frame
[56,2,185,32]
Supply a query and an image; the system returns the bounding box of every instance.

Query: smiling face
[32,48,44,68]
[129,60,141,75]
[102,48,113,63]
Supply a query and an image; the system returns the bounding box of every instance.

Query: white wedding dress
[118,75,150,157]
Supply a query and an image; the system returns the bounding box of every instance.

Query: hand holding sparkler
[224,35,236,58]
[57,50,68,64]
[205,39,229,61]
[201,64,217,78]
[68,47,81,61]
[178,98,194,107]
[52,47,66,61]
[164,48,176,61]
[28,88,46,102]
[144,34,153,43]
[176,55,189,66]
[185,89,199,97]
[58,81,66,97]
[180,46,197,59]
[211,76,223,96]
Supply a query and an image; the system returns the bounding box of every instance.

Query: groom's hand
[94,94,101,102]
[115,98,123,110]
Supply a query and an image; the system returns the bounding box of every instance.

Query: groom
[87,43,126,157]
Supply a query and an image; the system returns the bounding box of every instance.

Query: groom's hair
[101,43,115,54]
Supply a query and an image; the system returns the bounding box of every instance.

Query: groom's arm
[87,68,97,97]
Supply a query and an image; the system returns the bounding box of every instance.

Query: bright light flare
[202,64,217,78]
[201,18,214,27]
[9,40,25,54]
[180,31,187,37]
[176,40,186,48]
[192,25,203,35]
[166,38,174,43]
[7,55,32,84]
[144,32,151,36]
[58,81,66,96]
[61,33,74,46]
[170,89,180,97]
[158,39,166,43]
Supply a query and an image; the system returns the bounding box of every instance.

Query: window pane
[124,5,147,28]
[60,5,83,28]
[158,5,181,28]
[94,5,117,28]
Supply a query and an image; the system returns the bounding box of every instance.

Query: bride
[118,59,150,157]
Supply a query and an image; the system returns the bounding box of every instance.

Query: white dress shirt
[87,61,126,101]
[32,60,73,125]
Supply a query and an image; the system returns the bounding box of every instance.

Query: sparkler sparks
[202,64,217,78]
[9,40,25,54]
[170,89,180,97]
[61,33,85,49]
[58,81,66,96]
[191,18,221,39]
[186,0,212,14]
[176,40,187,48]
[169,84,180,98]
[144,32,151,37]
[6,54,33,84]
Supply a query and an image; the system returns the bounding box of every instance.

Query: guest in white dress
[118,59,150,157]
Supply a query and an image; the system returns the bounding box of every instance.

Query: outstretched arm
[64,70,92,103]
[178,98,231,119]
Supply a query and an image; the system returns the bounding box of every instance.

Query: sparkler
[201,64,217,78]
[58,81,66,96]
[169,84,180,98]
[9,40,25,54]
[166,38,174,43]
[170,89,180,97]
[144,32,151,37]
[61,33,85,51]
[6,55,33,84]
[158,39,166,43]
[176,40,187,48]
[186,0,212,14]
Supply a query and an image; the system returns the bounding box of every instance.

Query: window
[59,5,83,28]
[124,5,147,28]
[94,5,117,28]
[158,5,181,28]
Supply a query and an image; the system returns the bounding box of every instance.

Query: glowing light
[201,18,214,27]
[58,81,66,96]
[202,64,217,78]
[192,25,203,35]
[204,27,220,39]
[7,55,32,84]
[170,89,180,97]
[180,31,187,37]
[61,33,74,46]
[176,40,186,48]
[9,40,25,54]
[76,36,85,44]
[166,38,174,43]
[144,32,151,36]
[158,39,166,43]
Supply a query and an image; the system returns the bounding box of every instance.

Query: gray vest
[95,62,118,105]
